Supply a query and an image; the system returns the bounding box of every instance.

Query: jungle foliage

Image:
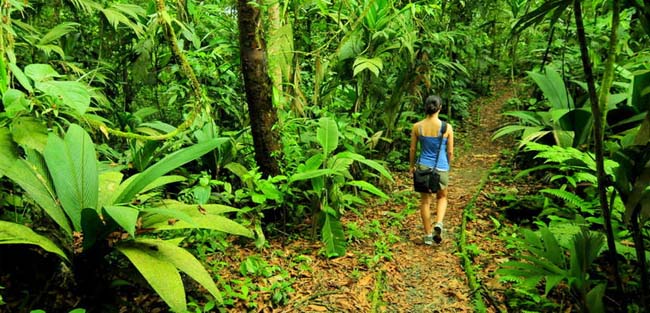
[0,0,648,312]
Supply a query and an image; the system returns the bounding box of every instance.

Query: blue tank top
[418,125,449,171]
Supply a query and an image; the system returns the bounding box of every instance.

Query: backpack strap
[439,121,447,137]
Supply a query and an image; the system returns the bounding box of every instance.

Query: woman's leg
[435,189,448,224]
[419,192,433,235]
[432,189,448,243]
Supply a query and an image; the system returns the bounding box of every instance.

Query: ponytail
[424,95,442,115]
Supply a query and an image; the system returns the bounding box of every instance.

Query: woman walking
[409,95,454,245]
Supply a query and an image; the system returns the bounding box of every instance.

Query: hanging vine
[84,0,204,141]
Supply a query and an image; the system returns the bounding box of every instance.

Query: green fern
[524,142,618,175]
[540,188,591,209]
[548,222,584,249]
[499,225,607,306]
[514,164,561,180]
[498,227,568,295]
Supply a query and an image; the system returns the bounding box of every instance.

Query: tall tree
[237,0,282,178]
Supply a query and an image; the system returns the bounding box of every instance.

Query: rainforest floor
[211,80,521,313]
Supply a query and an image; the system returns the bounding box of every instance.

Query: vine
[84,0,205,141]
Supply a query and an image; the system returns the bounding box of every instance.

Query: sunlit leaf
[104,206,139,237]
[140,200,252,238]
[131,238,222,302]
[322,212,346,258]
[24,64,61,82]
[35,81,91,115]
[0,221,69,262]
[44,124,98,231]
[117,242,186,312]
[527,68,573,109]
[38,22,79,45]
[113,141,221,204]
[11,117,48,152]
[317,117,339,156]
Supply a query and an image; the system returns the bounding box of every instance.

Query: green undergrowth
[458,161,499,313]
[173,189,415,311]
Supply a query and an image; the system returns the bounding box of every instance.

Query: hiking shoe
[423,234,434,246]
[433,223,443,243]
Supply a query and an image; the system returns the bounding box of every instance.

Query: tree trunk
[237,0,282,178]
[265,0,284,102]
[573,0,624,299]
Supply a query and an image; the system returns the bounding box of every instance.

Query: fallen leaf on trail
[357,273,374,287]
[306,304,329,311]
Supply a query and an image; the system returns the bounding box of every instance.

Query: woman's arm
[446,124,454,168]
[409,124,419,174]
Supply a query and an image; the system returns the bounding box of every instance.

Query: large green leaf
[35,81,91,115]
[97,171,124,210]
[322,212,346,258]
[44,124,98,231]
[630,71,650,111]
[502,111,544,126]
[37,22,80,45]
[559,108,592,147]
[132,238,222,302]
[0,127,17,176]
[8,62,33,94]
[100,4,146,36]
[2,89,30,118]
[117,242,186,312]
[138,175,187,195]
[224,162,253,189]
[112,140,221,204]
[0,221,68,262]
[104,206,139,237]
[353,56,383,77]
[24,64,61,82]
[492,125,531,140]
[586,283,606,313]
[317,117,339,157]
[11,117,48,152]
[511,0,572,35]
[347,180,388,199]
[527,68,573,109]
[334,151,393,181]
[4,158,72,234]
[569,228,605,289]
[140,200,252,238]
[289,169,333,183]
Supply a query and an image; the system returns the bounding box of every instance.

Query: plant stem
[573,0,624,299]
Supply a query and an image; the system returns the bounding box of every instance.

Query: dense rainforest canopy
[0,0,649,312]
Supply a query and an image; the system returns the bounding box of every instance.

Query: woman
[409,95,454,245]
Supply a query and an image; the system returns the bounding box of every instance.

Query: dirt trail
[380,83,515,312]
[263,82,517,313]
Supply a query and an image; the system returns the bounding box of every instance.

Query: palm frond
[100,5,146,37]
[38,22,80,45]
[511,0,572,36]
[65,0,103,14]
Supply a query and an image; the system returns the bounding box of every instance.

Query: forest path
[266,81,516,313]
[214,81,516,312]
[377,82,515,312]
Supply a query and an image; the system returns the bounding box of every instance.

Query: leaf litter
[207,80,519,312]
